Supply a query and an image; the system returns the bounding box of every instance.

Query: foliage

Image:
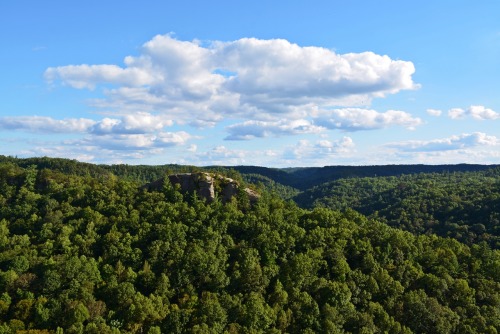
[0,158,500,333]
[295,169,500,248]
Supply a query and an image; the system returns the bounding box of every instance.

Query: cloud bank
[448,105,499,120]
[284,137,356,162]
[32,35,424,161]
[387,132,499,152]
[0,113,189,153]
[45,35,419,125]
[314,108,422,131]
[225,119,324,140]
[0,116,95,133]
[4,35,437,164]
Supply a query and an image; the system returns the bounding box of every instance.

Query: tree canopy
[0,157,499,333]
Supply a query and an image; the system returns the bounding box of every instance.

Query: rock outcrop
[144,172,259,204]
[168,173,215,201]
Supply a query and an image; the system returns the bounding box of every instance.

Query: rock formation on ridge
[143,172,260,204]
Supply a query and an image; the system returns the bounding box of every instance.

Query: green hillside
[294,169,500,249]
[229,164,500,191]
[0,158,500,333]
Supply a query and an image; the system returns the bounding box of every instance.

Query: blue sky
[1,1,500,166]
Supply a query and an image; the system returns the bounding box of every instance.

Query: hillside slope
[295,169,500,248]
[0,160,500,332]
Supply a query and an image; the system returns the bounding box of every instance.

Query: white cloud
[16,131,189,165]
[447,108,466,119]
[156,131,192,146]
[0,113,192,157]
[361,147,500,166]
[468,105,499,120]
[0,113,173,136]
[0,116,95,133]
[284,137,356,162]
[45,35,418,124]
[80,134,157,150]
[31,34,431,164]
[77,131,192,151]
[314,108,423,131]
[215,38,417,100]
[448,105,499,120]
[187,145,296,166]
[225,119,324,140]
[387,132,499,152]
[45,64,157,90]
[90,112,172,135]
[426,108,442,116]
[188,119,219,128]
[315,137,355,154]
[195,145,248,165]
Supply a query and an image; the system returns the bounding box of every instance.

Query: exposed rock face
[168,173,215,202]
[144,172,259,204]
[221,180,239,203]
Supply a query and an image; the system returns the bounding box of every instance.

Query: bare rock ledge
[144,172,260,204]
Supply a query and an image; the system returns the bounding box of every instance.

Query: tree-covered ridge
[3,155,498,192]
[295,169,500,249]
[0,155,201,185]
[236,173,299,200]
[230,164,500,191]
[1,162,500,333]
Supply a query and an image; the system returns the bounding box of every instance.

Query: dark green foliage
[295,169,500,248]
[229,164,499,190]
[238,173,300,200]
[0,157,500,333]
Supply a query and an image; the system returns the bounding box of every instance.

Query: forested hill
[2,155,497,192]
[228,164,500,191]
[1,158,500,333]
[0,156,198,184]
[294,168,500,249]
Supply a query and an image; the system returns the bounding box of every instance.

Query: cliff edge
[144,172,260,204]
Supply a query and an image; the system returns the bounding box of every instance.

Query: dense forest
[228,164,500,191]
[294,170,500,249]
[1,157,500,333]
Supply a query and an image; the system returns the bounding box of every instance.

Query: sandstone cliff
[144,172,259,204]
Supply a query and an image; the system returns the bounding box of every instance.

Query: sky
[1,1,500,167]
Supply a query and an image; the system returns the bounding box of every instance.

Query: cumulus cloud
[155,131,192,146]
[215,38,417,99]
[187,145,283,166]
[314,108,423,131]
[315,137,355,153]
[45,35,418,124]
[448,108,466,119]
[1,113,192,155]
[0,113,173,136]
[90,112,172,135]
[225,119,324,140]
[468,105,499,120]
[80,131,192,150]
[45,64,158,90]
[426,108,442,116]
[33,34,428,163]
[284,137,355,161]
[0,116,95,133]
[448,105,499,120]
[387,132,499,152]
[195,145,248,165]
